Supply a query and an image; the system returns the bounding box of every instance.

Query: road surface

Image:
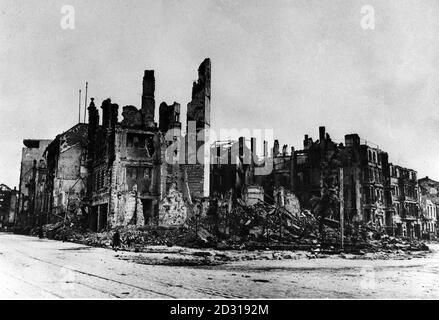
[0,232,438,299]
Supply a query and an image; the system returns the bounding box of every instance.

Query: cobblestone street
[1,233,438,299]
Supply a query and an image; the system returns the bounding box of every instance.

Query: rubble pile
[27,197,430,258]
[225,201,318,243]
[31,221,201,250]
[313,222,430,254]
[358,234,429,252]
[117,225,193,248]
[192,199,431,254]
[190,199,321,250]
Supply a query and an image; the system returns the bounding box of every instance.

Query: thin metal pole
[78,89,82,123]
[339,167,345,251]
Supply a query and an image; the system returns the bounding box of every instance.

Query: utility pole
[339,167,345,251]
[31,160,37,228]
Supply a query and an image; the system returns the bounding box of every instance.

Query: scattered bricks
[214,253,230,261]
[272,252,283,260]
[260,253,273,260]
[192,251,212,257]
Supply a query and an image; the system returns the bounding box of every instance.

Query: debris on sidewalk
[26,194,431,262]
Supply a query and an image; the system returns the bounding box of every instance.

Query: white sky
[1,0,439,187]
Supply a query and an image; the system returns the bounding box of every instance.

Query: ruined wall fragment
[159,183,188,226]
[159,102,181,132]
[121,105,143,128]
[141,70,156,128]
[185,58,211,198]
[274,186,301,216]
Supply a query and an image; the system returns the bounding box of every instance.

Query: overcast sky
[1,0,439,187]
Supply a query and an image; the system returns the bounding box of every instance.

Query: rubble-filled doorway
[98,204,108,231]
[89,206,98,232]
[142,199,153,225]
[415,224,421,239]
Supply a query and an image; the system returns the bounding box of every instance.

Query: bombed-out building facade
[210,126,435,239]
[84,59,211,231]
[14,59,438,240]
[14,59,210,231]
[0,184,18,229]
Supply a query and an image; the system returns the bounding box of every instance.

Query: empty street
[1,233,438,299]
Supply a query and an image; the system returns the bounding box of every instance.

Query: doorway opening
[142,199,153,225]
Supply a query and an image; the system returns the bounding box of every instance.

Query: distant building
[389,164,420,238]
[342,133,390,227]
[418,176,439,240]
[0,184,18,229]
[292,127,344,219]
[44,123,88,223]
[17,139,51,228]
[290,127,421,239]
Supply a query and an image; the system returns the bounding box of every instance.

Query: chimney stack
[101,98,118,129]
[304,135,309,149]
[142,70,155,128]
[101,99,110,127]
[87,98,98,137]
[319,126,326,142]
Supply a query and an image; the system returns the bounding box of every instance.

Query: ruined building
[183,58,211,198]
[292,127,344,213]
[341,133,390,227]
[85,59,211,231]
[210,138,257,197]
[291,127,424,238]
[14,60,211,232]
[44,123,88,223]
[418,176,439,239]
[0,184,18,229]
[210,137,300,212]
[16,139,51,228]
[15,59,432,239]
[211,126,425,239]
[388,164,420,238]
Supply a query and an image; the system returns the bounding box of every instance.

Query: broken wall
[274,186,301,216]
[158,183,188,226]
[52,156,86,218]
[185,58,211,198]
[106,128,161,228]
